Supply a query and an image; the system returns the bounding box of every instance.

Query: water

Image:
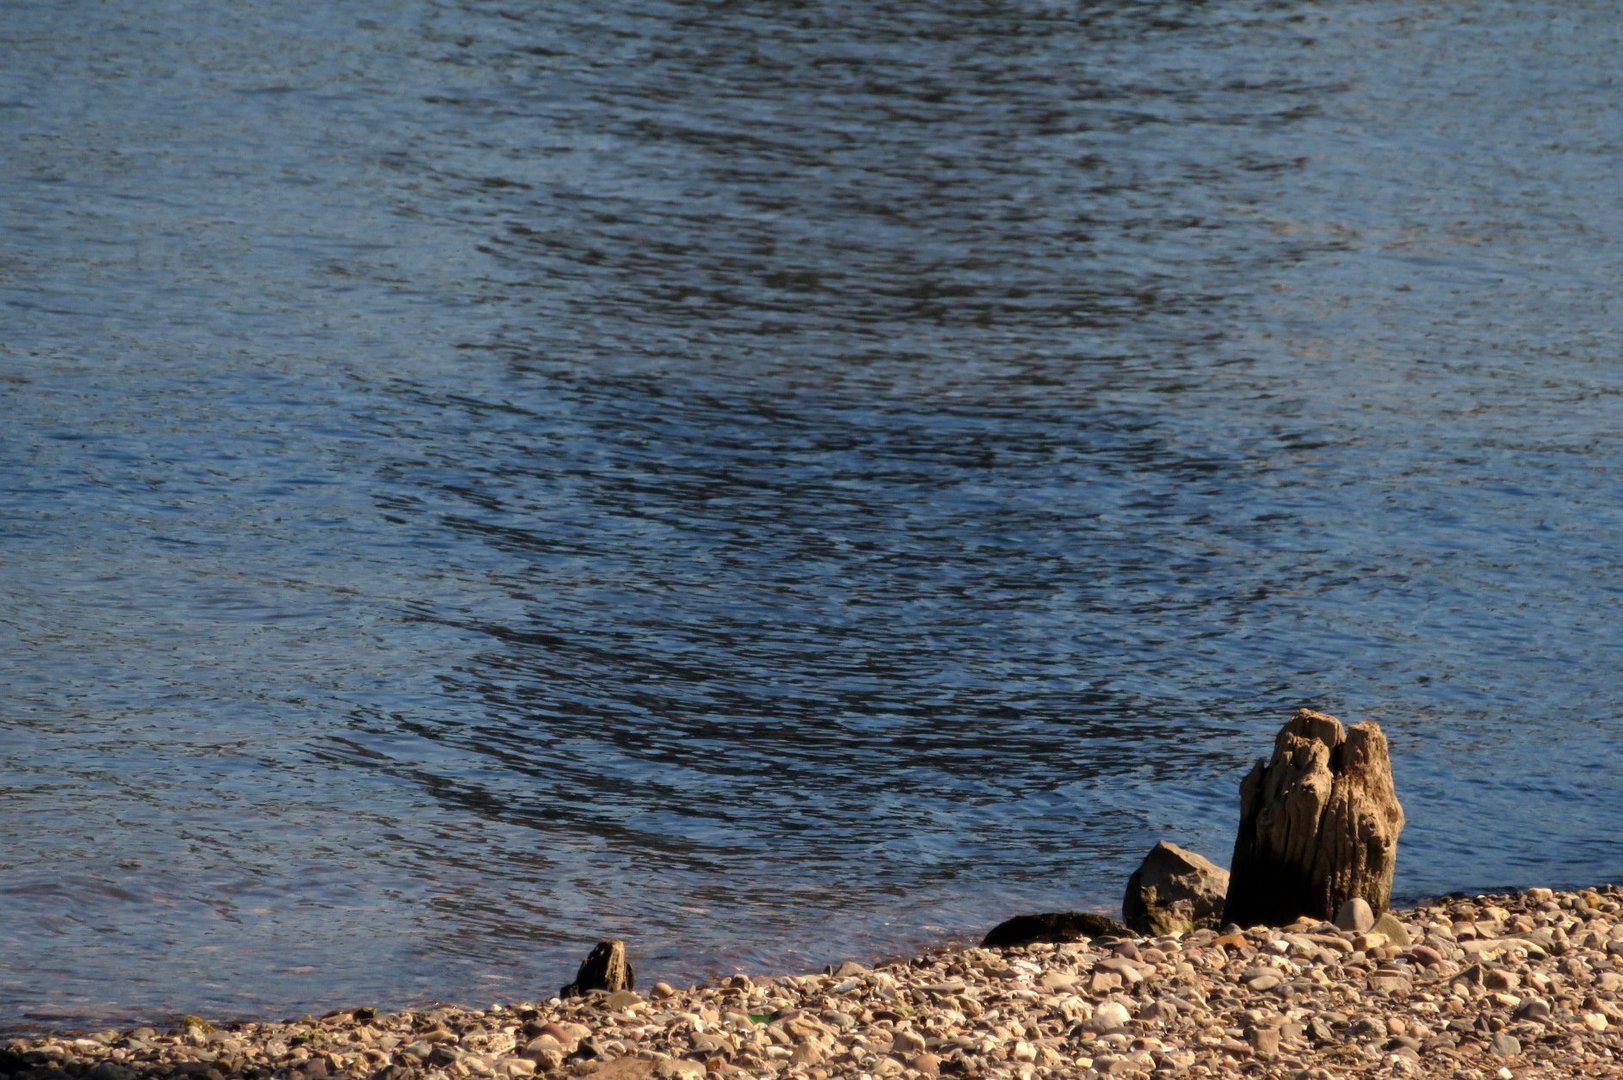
[2,0,1620,1031]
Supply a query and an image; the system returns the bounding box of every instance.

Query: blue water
[2,0,1620,1030]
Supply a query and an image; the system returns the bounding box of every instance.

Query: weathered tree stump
[560,939,634,999]
[1221,708,1404,928]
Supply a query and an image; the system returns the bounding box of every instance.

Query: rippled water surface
[2,0,1620,1030]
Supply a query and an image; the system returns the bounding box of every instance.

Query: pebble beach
[5,885,1621,1080]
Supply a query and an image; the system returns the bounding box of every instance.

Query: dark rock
[88,1064,137,1080]
[368,1066,425,1080]
[1122,840,1229,935]
[1222,709,1405,927]
[561,939,634,999]
[981,911,1129,948]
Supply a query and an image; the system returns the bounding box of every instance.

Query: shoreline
[4,884,1621,1078]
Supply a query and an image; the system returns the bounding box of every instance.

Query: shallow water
[2,0,1620,1031]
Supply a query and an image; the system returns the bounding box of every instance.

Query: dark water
[3,0,1620,1031]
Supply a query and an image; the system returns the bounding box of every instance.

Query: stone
[1335,898,1374,933]
[907,1052,941,1075]
[1370,912,1410,947]
[10,883,1623,1080]
[1367,972,1412,994]
[1247,1025,1280,1056]
[981,911,1129,948]
[1037,970,1078,991]
[1511,996,1552,1022]
[1084,1001,1132,1032]
[574,1060,659,1079]
[1122,840,1231,936]
[1096,957,1145,983]
[561,940,634,999]
[88,1065,136,1080]
[890,1029,926,1056]
[1222,709,1405,927]
[789,1042,824,1066]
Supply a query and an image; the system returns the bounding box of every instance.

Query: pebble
[5,885,1623,1079]
[1085,1001,1132,1032]
[1336,898,1375,933]
[1490,1031,1522,1057]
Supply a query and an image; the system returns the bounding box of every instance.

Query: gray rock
[1084,1001,1132,1032]
[1370,911,1411,947]
[1511,996,1552,1022]
[890,1029,927,1055]
[1247,1025,1280,1056]
[603,990,641,1011]
[1122,840,1230,936]
[88,1064,136,1080]
[1335,898,1374,933]
[1489,1031,1521,1058]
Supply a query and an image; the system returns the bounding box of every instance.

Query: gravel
[4,884,1621,1079]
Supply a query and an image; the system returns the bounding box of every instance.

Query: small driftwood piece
[560,939,634,999]
[1222,708,1405,928]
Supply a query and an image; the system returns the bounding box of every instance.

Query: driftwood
[560,939,634,999]
[1222,708,1404,928]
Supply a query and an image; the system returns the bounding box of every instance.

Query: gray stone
[890,1030,926,1055]
[1084,1001,1132,1032]
[1511,996,1552,1022]
[1122,840,1231,936]
[1489,1032,1521,1058]
[1247,1025,1280,1056]
[1370,911,1411,947]
[88,1065,136,1080]
[1368,972,1412,994]
[1335,898,1374,933]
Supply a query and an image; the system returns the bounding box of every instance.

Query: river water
[2,0,1619,1031]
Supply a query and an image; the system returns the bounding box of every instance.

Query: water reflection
[2,0,1620,1031]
